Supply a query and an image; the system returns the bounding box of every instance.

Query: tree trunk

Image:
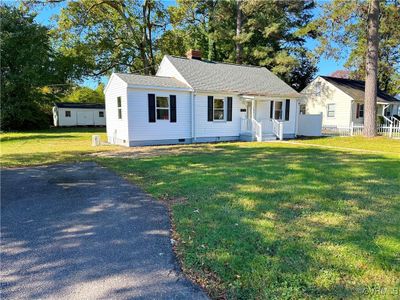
[141,1,149,75]
[364,0,379,137]
[145,2,156,75]
[236,0,243,64]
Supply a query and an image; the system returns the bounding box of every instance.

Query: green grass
[100,141,400,299]
[293,136,400,154]
[2,129,399,298]
[0,128,117,167]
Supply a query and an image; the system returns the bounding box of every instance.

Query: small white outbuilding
[53,102,106,127]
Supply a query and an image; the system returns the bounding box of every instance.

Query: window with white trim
[274,101,283,120]
[117,96,122,119]
[156,96,169,120]
[359,104,364,118]
[65,111,71,117]
[213,98,225,121]
[327,103,335,117]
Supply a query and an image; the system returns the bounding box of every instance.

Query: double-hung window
[213,98,225,121]
[274,101,283,120]
[327,103,335,117]
[117,97,122,119]
[156,96,169,120]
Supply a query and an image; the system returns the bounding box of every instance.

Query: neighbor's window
[274,101,283,120]
[327,103,335,117]
[99,111,104,118]
[359,104,364,118]
[299,104,306,115]
[117,96,122,119]
[156,96,169,120]
[213,98,225,121]
[315,82,321,96]
[65,110,71,117]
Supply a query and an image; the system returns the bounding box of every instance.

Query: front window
[65,111,71,117]
[213,98,225,121]
[156,96,169,120]
[327,103,335,117]
[274,101,283,120]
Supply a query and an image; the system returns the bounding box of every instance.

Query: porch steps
[239,133,277,142]
[261,134,277,141]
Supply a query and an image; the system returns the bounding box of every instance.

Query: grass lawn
[293,136,400,154]
[0,128,117,167]
[100,141,400,299]
[2,129,399,298]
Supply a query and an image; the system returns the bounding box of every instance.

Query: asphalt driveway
[1,162,208,300]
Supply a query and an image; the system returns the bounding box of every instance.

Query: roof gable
[165,55,300,97]
[320,76,399,103]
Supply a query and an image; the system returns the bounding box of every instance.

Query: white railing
[391,116,400,127]
[272,119,284,140]
[252,119,262,141]
[322,123,400,139]
[383,116,393,127]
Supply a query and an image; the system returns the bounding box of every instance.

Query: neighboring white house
[301,76,400,128]
[104,51,322,147]
[53,102,106,127]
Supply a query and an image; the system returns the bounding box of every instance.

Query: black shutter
[285,99,290,121]
[208,96,213,121]
[148,94,156,122]
[227,97,233,121]
[170,95,176,122]
[270,101,274,119]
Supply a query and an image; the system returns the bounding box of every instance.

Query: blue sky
[9,0,347,88]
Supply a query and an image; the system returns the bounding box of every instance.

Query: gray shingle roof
[321,76,399,104]
[165,55,300,97]
[115,73,191,89]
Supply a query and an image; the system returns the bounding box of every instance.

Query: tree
[305,0,400,136]
[0,6,74,130]
[42,0,168,76]
[166,0,317,91]
[61,84,105,104]
[364,0,380,137]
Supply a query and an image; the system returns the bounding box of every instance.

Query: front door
[246,102,252,119]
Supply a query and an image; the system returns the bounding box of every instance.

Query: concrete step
[261,134,277,141]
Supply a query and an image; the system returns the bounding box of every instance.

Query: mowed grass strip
[101,142,400,299]
[0,128,117,167]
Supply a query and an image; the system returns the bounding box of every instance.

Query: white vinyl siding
[301,77,353,127]
[105,74,129,146]
[54,108,106,127]
[127,88,191,141]
[195,93,241,138]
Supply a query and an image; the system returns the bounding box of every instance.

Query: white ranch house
[301,76,400,128]
[53,102,106,127]
[104,51,321,147]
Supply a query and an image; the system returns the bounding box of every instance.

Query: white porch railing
[252,119,262,141]
[391,116,400,127]
[322,123,400,139]
[272,119,284,140]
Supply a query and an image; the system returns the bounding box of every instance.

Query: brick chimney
[186,49,202,60]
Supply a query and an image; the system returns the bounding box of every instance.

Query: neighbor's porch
[352,101,400,127]
[239,96,297,141]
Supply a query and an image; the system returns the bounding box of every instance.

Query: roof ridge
[166,55,267,70]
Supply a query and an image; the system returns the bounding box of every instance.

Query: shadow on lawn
[103,144,400,299]
[1,134,78,142]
